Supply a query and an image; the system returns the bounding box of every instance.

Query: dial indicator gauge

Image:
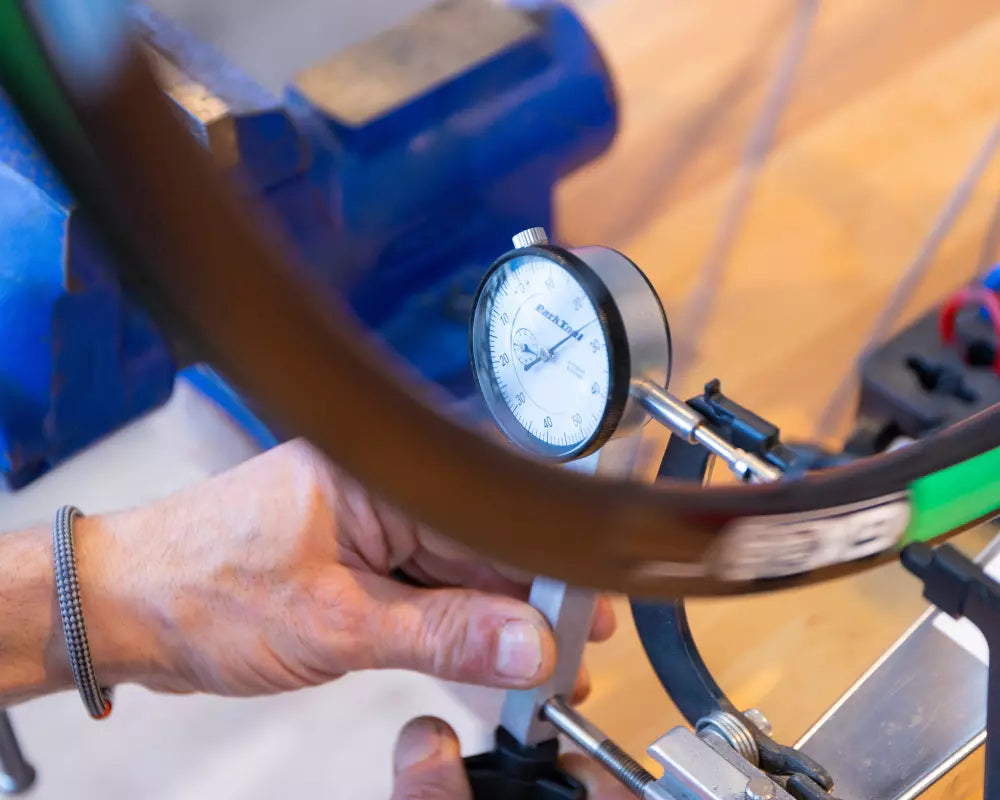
[471,247,630,461]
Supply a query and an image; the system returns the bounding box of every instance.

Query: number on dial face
[485,257,611,449]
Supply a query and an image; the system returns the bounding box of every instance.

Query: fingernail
[394,718,444,773]
[495,620,544,681]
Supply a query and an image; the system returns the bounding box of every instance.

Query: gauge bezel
[470,244,631,462]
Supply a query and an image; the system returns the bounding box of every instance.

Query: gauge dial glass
[472,254,614,459]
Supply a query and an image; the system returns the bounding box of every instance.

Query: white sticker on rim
[711,495,911,581]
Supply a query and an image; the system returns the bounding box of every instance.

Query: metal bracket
[500,434,646,745]
[649,727,796,800]
[500,578,598,744]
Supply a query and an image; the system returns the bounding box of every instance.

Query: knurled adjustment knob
[512,227,549,249]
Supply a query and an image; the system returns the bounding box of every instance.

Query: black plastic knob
[464,726,585,800]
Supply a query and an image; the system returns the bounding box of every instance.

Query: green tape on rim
[903,445,1000,544]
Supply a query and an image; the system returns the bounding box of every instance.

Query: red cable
[938,286,1000,374]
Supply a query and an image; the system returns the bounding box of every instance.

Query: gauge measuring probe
[471,231,778,483]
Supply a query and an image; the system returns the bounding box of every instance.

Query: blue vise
[0,0,616,487]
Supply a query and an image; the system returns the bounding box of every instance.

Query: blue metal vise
[0,0,616,487]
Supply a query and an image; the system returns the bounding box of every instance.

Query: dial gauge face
[471,251,621,460]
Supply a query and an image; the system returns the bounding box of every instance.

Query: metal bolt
[743,708,772,737]
[543,699,656,797]
[745,774,777,800]
[512,227,549,249]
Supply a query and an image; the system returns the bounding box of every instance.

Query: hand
[74,439,615,696]
[391,717,633,799]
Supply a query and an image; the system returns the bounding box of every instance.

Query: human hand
[75,439,615,696]
[390,717,633,799]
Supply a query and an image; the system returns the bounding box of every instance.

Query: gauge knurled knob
[512,227,549,249]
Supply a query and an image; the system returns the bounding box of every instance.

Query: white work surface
[0,382,498,800]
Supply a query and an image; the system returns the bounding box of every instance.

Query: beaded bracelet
[53,506,112,719]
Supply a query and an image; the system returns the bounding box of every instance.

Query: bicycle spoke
[673,0,819,386]
[977,187,1000,275]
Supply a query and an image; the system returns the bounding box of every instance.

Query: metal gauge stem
[470,230,672,461]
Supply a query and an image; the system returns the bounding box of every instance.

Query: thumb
[361,575,557,688]
[391,717,472,800]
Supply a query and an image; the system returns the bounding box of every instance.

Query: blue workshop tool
[0,0,616,488]
[0,101,176,487]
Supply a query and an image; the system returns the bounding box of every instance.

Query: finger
[560,753,636,799]
[359,574,557,688]
[589,596,617,643]
[410,528,535,592]
[399,550,530,598]
[391,717,472,800]
[571,663,591,705]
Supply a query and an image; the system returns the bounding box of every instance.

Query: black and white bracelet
[52,506,113,720]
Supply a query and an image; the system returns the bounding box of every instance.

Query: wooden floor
[558,2,1000,797]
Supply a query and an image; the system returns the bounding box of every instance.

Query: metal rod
[673,0,819,385]
[543,698,675,800]
[814,114,1000,439]
[0,711,35,795]
[632,381,782,483]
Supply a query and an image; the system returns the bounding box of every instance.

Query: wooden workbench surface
[557,2,1000,797]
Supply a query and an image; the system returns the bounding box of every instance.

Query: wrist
[73,512,175,690]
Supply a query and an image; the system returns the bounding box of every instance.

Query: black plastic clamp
[464,727,584,799]
[902,543,1000,800]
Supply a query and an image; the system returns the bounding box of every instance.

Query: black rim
[9,9,1000,595]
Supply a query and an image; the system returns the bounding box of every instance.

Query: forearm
[0,515,164,706]
[0,525,72,704]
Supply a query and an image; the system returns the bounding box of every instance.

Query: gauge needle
[523,344,552,368]
[523,318,597,371]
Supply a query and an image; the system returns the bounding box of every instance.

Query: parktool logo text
[536,304,584,340]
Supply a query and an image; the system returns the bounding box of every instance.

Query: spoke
[977,188,1000,276]
[600,9,783,248]
[673,0,819,387]
[815,115,1000,440]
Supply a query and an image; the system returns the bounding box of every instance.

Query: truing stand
[632,381,841,800]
